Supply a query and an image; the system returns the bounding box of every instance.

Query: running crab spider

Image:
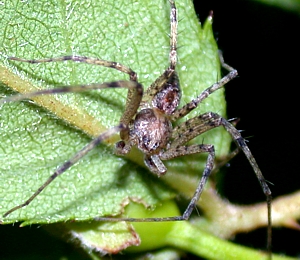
[1,0,272,256]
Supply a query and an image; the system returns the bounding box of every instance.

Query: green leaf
[0,0,228,223]
[0,0,233,257]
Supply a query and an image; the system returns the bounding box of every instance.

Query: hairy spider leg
[168,111,272,254]
[9,55,139,140]
[3,124,125,217]
[142,0,178,104]
[2,80,143,217]
[9,56,137,81]
[168,56,272,254]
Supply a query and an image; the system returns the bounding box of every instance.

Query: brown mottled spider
[2,0,272,253]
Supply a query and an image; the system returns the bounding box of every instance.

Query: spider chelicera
[2,0,272,255]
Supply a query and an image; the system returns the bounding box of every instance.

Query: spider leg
[170,112,222,148]
[3,124,125,217]
[142,0,178,104]
[0,80,143,139]
[170,111,272,199]
[218,50,236,72]
[92,143,215,223]
[161,143,215,220]
[171,68,238,121]
[144,154,168,176]
[171,111,272,253]
[9,56,137,81]
[210,112,272,255]
[0,81,142,105]
[8,55,143,137]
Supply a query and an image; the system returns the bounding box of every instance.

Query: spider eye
[152,142,159,149]
[142,137,159,151]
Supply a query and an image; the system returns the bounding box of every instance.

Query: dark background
[1,1,300,259]
[194,0,300,258]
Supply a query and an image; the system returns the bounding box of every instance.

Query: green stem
[166,221,296,260]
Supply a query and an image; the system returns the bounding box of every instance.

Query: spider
[2,0,272,255]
